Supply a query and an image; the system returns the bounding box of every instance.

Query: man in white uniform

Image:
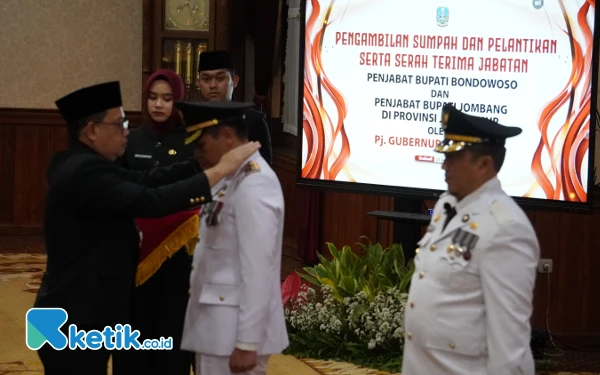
[401,104,540,375]
[178,100,289,374]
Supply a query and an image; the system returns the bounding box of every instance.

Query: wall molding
[0,108,143,127]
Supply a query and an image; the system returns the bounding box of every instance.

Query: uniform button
[447,244,455,253]
[155,142,161,147]
[154,160,159,166]
[200,196,205,202]
[449,343,456,349]
[430,244,437,251]
[194,197,200,204]
[219,296,225,301]
[189,198,195,205]
[415,247,420,254]
[406,332,412,340]
[410,301,415,308]
[419,272,425,279]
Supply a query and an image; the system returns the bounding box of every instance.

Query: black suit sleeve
[67,157,211,218]
[119,158,200,187]
[249,112,273,166]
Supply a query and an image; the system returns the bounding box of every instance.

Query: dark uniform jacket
[34,141,212,326]
[120,126,193,170]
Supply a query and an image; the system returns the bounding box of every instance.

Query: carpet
[0,253,370,375]
[0,253,595,375]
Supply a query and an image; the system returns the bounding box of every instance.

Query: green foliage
[297,236,415,303]
[284,237,414,372]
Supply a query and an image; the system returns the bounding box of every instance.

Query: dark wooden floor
[1,235,599,372]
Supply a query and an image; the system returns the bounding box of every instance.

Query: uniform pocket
[425,324,485,357]
[431,251,479,290]
[199,284,241,307]
[202,227,219,249]
[446,253,479,289]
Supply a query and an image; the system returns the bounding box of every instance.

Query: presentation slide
[300,0,596,203]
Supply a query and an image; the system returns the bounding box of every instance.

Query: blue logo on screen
[428,209,434,215]
[26,308,69,350]
[437,7,449,27]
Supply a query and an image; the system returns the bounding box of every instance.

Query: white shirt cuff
[235,341,259,351]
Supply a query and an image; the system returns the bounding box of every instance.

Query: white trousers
[195,354,270,375]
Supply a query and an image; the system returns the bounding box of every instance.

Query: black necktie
[443,202,456,231]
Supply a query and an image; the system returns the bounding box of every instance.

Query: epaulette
[244,160,260,175]
[490,200,513,225]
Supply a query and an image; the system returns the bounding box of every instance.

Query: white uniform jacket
[181,151,289,356]
[402,177,540,375]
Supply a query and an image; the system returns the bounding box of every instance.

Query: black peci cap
[55,81,122,125]
[198,50,235,72]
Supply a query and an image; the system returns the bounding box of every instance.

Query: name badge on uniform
[450,229,479,261]
[134,154,152,159]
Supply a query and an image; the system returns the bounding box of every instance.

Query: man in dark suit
[197,50,273,165]
[33,81,260,375]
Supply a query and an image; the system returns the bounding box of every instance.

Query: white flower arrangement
[281,238,414,371]
[346,289,408,350]
[285,284,410,353]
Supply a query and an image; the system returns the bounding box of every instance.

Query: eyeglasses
[94,120,129,131]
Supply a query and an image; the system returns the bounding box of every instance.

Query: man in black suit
[33,81,260,375]
[197,50,273,165]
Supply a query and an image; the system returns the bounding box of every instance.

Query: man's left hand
[229,348,257,373]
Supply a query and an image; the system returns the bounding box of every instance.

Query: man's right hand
[217,141,261,177]
[204,142,261,188]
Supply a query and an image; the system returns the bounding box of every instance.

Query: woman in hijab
[114,69,196,375]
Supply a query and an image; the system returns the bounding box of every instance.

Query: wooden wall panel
[0,108,141,234]
[0,126,15,224]
[530,211,559,330]
[273,151,299,254]
[273,149,394,255]
[528,207,600,336]
[584,211,600,334]
[554,212,587,333]
[319,192,394,252]
[272,145,600,338]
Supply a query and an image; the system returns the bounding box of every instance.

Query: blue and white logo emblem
[437,7,449,27]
